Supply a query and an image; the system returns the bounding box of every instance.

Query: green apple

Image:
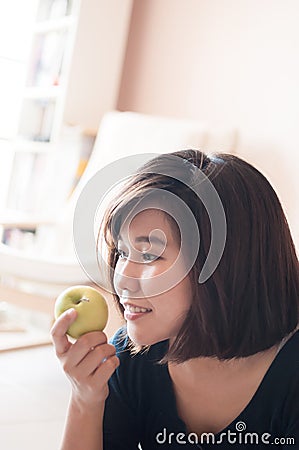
[54,285,108,339]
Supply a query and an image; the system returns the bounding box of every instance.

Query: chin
[127,326,169,347]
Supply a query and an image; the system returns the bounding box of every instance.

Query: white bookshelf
[5,0,133,222]
[16,0,79,145]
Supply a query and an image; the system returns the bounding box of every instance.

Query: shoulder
[281,336,299,435]
[268,330,299,430]
[281,330,299,393]
[275,329,299,374]
[264,330,299,393]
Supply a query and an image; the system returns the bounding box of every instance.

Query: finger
[50,308,78,355]
[93,355,120,382]
[67,331,108,366]
[77,343,117,375]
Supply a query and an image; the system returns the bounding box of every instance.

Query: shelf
[23,86,62,99]
[13,138,54,153]
[34,15,75,34]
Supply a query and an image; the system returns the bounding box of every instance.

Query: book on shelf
[18,98,56,142]
[6,151,48,214]
[36,0,74,22]
[26,31,67,88]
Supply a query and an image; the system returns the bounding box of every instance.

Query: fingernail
[66,308,75,316]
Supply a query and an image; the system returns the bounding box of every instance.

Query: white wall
[118,0,299,250]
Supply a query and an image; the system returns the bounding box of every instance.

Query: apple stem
[81,297,90,302]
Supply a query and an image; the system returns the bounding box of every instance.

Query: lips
[121,302,152,313]
[120,301,153,321]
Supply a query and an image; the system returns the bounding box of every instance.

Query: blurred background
[0,1,298,448]
[1,0,298,251]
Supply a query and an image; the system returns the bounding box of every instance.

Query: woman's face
[113,208,193,346]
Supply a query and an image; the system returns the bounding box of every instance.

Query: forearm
[60,395,105,450]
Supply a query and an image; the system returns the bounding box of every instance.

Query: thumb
[51,308,78,355]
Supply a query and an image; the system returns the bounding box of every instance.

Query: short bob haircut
[99,149,299,362]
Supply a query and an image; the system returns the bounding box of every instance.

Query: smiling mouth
[124,304,152,313]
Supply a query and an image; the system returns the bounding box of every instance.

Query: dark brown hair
[99,149,299,362]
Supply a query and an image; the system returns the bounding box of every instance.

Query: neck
[168,344,279,384]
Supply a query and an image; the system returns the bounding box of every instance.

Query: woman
[51,150,299,449]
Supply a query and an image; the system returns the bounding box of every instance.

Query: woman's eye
[142,253,159,263]
[116,249,159,263]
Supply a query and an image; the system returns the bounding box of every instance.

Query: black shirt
[103,328,299,449]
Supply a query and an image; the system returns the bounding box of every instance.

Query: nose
[113,258,141,296]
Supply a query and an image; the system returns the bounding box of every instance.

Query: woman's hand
[51,308,120,409]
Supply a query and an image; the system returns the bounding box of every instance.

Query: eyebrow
[118,235,167,247]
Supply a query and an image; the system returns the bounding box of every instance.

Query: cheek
[139,262,177,297]
[171,276,193,309]
[153,277,192,317]
[138,265,163,297]
[141,264,161,278]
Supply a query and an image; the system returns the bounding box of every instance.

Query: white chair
[0,110,237,335]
